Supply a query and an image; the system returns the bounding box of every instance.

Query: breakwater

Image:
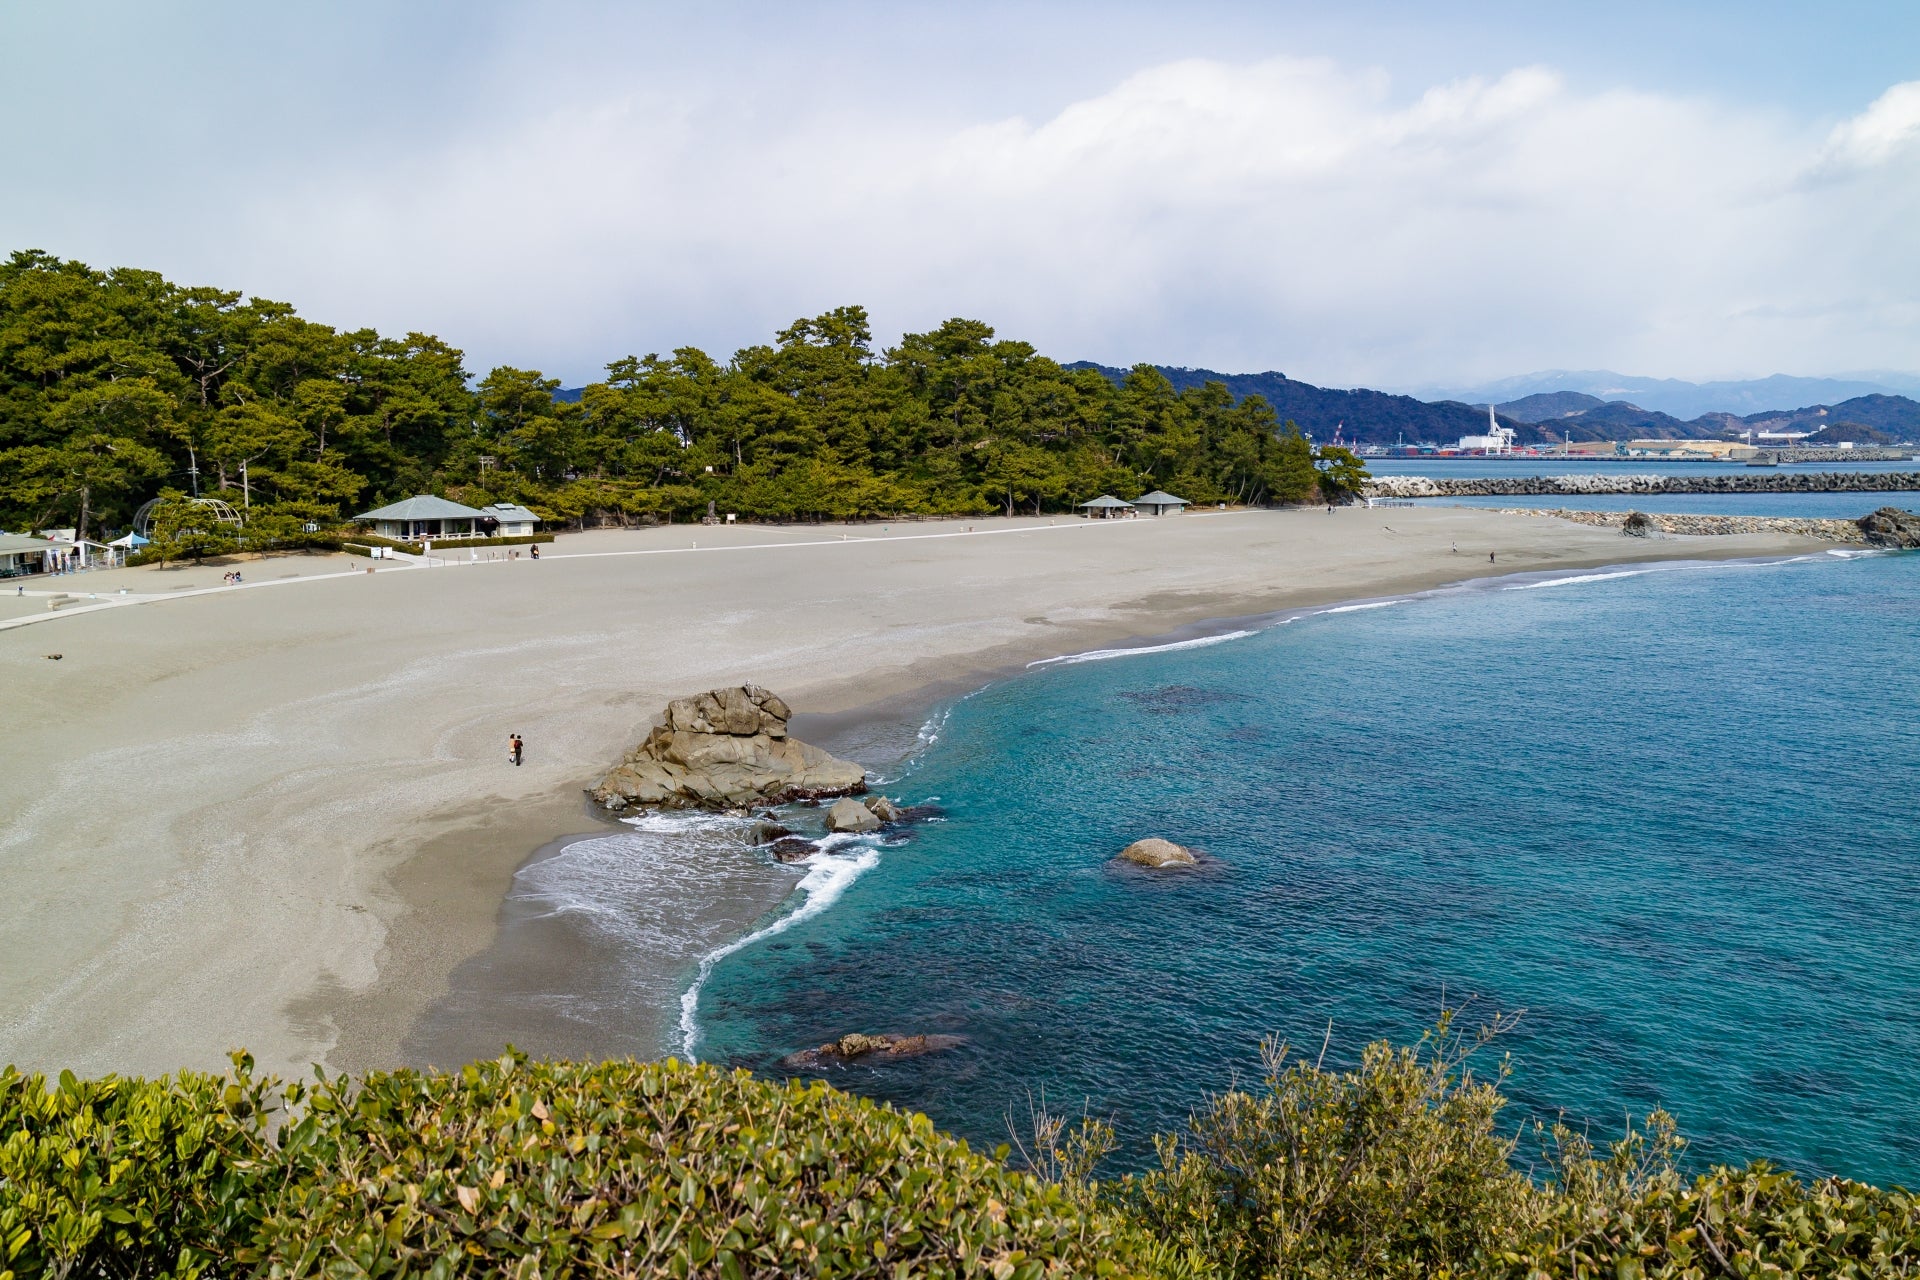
[1365,471,1920,499]
[1496,509,1870,541]
[1750,448,1913,464]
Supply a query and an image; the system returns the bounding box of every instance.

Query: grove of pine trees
[0,251,1365,541]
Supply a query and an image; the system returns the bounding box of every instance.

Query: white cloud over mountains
[32,48,1920,387]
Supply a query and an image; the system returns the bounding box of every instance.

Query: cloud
[1821,80,1920,170]
[174,58,1920,385]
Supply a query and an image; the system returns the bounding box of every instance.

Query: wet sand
[0,507,1839,1081]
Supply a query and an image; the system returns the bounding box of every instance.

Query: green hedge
[4,1032,1917,1279]
[0,1053,1143,1279]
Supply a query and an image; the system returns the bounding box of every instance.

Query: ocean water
[687,551,1920,1186]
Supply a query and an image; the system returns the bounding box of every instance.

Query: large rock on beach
[1858,507,1920,549]
[781,1032,965,1069]
[588,685,866,812]
[826,797,883,833]
[1116,838,1198,869]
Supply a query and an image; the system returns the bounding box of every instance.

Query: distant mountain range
[1407,370,1920,420]
[1067,363,1920,448]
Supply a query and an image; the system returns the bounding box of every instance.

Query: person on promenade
[509,733,523,766]
[530,545,540,560]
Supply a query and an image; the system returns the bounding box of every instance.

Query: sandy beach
[0,507,1840,1081]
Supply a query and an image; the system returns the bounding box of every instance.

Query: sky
[3,1,1918,389]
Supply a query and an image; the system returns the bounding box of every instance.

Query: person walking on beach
[1489,551,1496,563]
[509,733,523,766]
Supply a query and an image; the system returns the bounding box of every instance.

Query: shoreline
[393,543,1873,1074]
[0,507,1853,1081]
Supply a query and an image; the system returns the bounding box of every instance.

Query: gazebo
[1132,490,1191,516]
[1076,495,1135,519]
[353,495,487,542]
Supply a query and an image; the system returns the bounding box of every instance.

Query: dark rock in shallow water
[1119,684,1249,714]
[781,1032,966,1069]
[766,837,818,864]
[894,803,947,824]
[746,820,793,845]
[1858,507,1920,548]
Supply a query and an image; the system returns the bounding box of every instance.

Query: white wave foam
[1314,600,1403,615]
[1028,629,1256,668]
[1504,569,1652,591]
[1827,547,1891,559]
[677,843,882,1060]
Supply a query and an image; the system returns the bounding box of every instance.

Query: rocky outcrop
[781,1032,965,1069]
[1115,838,1198,869]
[826,797,882,833]
[589,685,866,812]
[1365,471,1920,500]
[1495,508,1871,542]
[1859,507,1920,548]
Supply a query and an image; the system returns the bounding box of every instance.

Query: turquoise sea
[687,548,1920,1186]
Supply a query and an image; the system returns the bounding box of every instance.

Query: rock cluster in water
[1495,507,1920,545]
[1859,507,1920,549]
[589,685,866,811]
[1365,471,1920,499]
[781,1032,965,1069]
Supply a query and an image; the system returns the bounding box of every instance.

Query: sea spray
[1029,629,1258,668]
[678,837,883,1060]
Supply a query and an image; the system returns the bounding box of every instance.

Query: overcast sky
[4,1,1917,388]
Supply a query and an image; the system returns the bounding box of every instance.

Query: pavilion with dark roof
[353,495,488,541]
[1131,490,1191,516]
[1075,495,1134,519]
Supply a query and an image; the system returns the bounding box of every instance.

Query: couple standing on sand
[507,733,523,766]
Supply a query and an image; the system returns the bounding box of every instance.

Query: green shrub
[1113,1012,1537,1278]
[6,1035,1918,1280]
[0,1054,1145,1279]
[0,1054,276,1280]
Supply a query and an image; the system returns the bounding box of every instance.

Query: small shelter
[1132,490,1191,516]
[1076,495,1135,519]
[480,502,541,537]
[353,495,487,542]
[0,531,72,577]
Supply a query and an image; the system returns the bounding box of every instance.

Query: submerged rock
[587,685,866,812]
[766,837,818,863]
[826,797,882,833]
[1116,838,1199,869]
[1858,507,1920,549]
[781,1032,965,1069]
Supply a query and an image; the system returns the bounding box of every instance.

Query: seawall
[1366,471,1920,499]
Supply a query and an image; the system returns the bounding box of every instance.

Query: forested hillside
[0,251,1359,542]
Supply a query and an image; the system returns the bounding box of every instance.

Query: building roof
[484,502,541,524]
[1133,490,1190,506]
[353,494,486,522]
[1077,495,1134,508]
[0,532,70,555]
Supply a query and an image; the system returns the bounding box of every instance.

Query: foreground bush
[1,1054,1143,1279]
[1096,1012,1920,1278]
[5,1030,1917,1278]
